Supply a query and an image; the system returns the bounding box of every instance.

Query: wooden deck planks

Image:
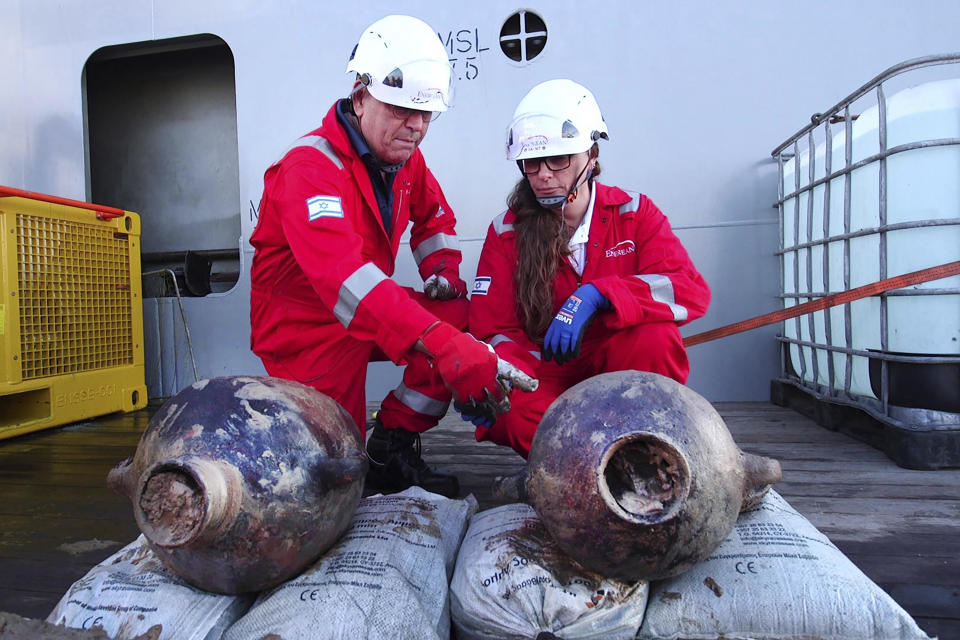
[0,400,956,638]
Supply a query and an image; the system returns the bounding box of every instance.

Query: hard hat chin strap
[534,163,593,210]
[535,194,567,209]
[379,161,405,174]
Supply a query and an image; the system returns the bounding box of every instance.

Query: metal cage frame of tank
[770,53,960,466]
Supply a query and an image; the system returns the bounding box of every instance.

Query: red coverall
[250,101,466,436]
[469,183,711,457]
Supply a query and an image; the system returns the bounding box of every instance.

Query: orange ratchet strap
[684,260,960,347]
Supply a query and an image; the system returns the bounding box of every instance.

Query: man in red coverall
[249,15,503,498]
[463,79,712,459]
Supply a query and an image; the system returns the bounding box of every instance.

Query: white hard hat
[346,15,453,112]
[506,79,608,160]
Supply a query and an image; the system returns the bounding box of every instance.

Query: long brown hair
[511,149,601,342]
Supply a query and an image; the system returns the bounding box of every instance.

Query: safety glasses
[520,154,572,175]
[387,103,439,123]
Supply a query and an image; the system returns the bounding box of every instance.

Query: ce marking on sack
[82,616,104,629]
[736,561,758,574]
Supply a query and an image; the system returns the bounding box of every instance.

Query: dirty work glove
[454,399,497,428]
[424,273,466,300]
[420,322,502,405]
[542,283,610,364]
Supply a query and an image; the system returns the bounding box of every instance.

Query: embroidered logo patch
[307,196,343,221]
[472,276,491,295]
[605,240,636,258]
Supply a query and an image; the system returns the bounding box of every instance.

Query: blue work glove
[542,283,610,364]
[454,399,496,428]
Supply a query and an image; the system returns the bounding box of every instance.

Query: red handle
[0,185,126,220]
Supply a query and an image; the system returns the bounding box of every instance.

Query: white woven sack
[223,486,477,640]
[638,489,932,640]
[450,503,649,640]
[47,535,253,640]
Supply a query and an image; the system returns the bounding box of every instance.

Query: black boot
[366,418,460,498]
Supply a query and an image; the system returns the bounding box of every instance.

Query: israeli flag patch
[307,195,344,221]
[472,276,491,295]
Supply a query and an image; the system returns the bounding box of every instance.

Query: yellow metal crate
[0,188,147,439]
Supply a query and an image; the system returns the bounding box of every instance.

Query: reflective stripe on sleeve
[634,274,689,322]
[619,191,641,215]
[490,334,541,360]
[391,383,449,417]
[333,262,389,328]
[283,135,344,170]
[412,232,461,265]
[490,334,511,348]
[493,211,513,236]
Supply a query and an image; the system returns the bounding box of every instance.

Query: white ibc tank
[781,79,960,401]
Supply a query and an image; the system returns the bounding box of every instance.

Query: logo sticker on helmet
[306,196,344,221]
[411,89,443,104]
[519,135,549,154]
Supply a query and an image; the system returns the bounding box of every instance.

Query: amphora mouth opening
[134,457,241,548]
[598,434,690,524]
[136,463,205,547]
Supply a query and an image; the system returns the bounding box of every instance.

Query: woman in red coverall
[463,79,712,458]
